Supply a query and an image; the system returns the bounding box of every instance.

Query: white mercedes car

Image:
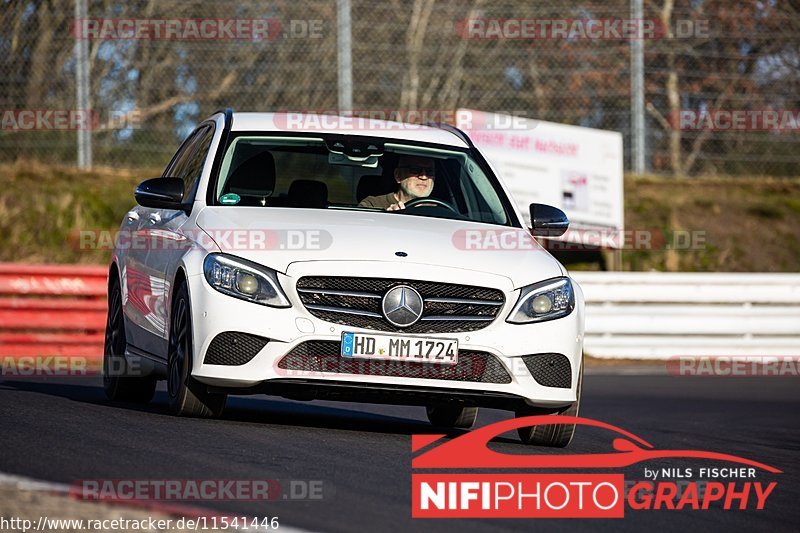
[104,110,585,446]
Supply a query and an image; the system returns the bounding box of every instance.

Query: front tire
[516,359,583,447]
[103,275,156,403]
[426,404,478,429]
[167,283,226,418]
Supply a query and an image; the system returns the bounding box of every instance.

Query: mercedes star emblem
[381,285,424,327]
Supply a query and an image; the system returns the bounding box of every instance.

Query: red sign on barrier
[0,264,107,365]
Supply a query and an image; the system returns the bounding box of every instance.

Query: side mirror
[529,203,569,237]
[135,177,185,210]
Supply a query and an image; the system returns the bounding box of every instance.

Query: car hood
[195,207,563,288]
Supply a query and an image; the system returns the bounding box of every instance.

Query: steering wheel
[404,197,459,214]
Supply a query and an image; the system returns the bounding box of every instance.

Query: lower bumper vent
[204,332,269,366]
[521,353,572,388]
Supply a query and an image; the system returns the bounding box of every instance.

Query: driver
[358,155,435,211]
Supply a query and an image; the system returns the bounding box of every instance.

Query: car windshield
[213,134,514,226]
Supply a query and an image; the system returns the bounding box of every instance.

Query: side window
[180,126,214,200]
[164,125,215,202]
[163,130,200,179]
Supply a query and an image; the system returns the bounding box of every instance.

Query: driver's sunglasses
[399,165,436,178]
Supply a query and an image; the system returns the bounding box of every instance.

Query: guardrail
[572,272,800,359]
[1,265,798,362]
[0,264,107,360]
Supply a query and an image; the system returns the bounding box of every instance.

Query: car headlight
[506,277,575,324]
[203,253,291,308]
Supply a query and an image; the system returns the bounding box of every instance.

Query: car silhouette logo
[411,416,782,473]
[382,285,424,327]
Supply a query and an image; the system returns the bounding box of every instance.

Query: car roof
[228,112,470,148]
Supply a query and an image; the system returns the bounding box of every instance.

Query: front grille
[278,340,512,384]
[521,353,572,388]
[204,332,269,366]
[296,277,505,333]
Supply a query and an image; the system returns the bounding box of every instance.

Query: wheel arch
[166,265,191,348]
[168,266,190,331]
[108,260,121,288]
[173,266,188,292]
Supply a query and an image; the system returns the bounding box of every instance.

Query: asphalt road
[0,372,797,532]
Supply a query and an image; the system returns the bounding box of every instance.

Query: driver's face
[395,156,435,200]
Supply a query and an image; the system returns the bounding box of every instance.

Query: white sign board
[459,109,624,247]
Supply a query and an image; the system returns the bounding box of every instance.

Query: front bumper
[186,261,584,409]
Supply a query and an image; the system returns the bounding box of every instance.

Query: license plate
[341,332,458,365]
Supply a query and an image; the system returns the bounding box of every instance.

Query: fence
[573,271,800,359]
[1,1,799,176]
